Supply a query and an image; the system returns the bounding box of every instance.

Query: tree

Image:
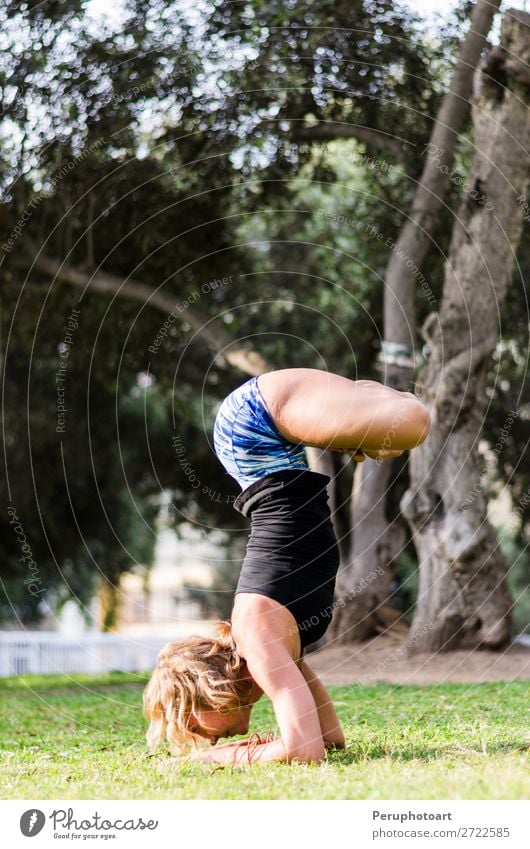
[1,0,528,642]
[330,0,502,641]
[0,0,261,619]
[401,8,530,651]
[0,341,160,624]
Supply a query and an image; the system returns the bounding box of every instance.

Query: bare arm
[258,370,431,454]
[189,606,326,766]
[189,653,325,765]
[299,660,345,749]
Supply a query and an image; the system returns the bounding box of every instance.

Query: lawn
[0,673,528,799]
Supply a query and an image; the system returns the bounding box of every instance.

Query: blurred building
[117,525,217,638]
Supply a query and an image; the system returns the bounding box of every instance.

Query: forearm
[189,736,291,766]
[355,393,431,452]
[300,661,345,748]
[324,739,345,751]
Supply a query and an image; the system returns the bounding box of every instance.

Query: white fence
[0,631,168,677]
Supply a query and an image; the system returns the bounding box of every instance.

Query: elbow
[413,403,431,446]
[324,732,346,750]
[404,399,431,448]
[285,742,326,764]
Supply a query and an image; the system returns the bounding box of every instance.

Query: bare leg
[257,368,430,455]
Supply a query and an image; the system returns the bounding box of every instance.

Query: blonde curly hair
[143,621,253,753]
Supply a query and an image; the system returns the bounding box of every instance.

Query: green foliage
[0,675,528,799]
[204,0,444,181]
[0,343,160,622]
[394,546,420,620]
[1,0,527,629]
[498,529,530,636]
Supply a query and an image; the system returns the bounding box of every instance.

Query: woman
[144,368,430,765]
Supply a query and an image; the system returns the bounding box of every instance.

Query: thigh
[257,368,427,452]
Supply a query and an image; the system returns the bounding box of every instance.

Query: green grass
[0,673,528,799]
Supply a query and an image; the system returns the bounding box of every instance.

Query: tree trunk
[383,0,501,346]
[98,572,122,632]
[331,453,409,640]
[331,0,501,643]
[401,8,530,653]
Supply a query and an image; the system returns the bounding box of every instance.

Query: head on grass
[143,621,254,753]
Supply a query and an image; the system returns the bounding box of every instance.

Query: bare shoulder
[231,593,302,665]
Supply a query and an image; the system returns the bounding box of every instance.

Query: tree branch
[290,121,413,171]
[27,248,270,376]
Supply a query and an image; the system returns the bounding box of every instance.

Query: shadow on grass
[328,740,530,764]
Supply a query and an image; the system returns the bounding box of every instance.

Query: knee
[408,400,431,446]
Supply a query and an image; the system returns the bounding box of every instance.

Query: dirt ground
[307,633,530,686]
